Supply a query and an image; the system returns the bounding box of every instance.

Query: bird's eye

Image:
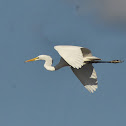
[36,57,39,59]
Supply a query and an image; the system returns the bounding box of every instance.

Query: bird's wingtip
[85,85,98,93]
[54,45,59,50]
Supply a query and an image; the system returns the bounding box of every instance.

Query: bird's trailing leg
[85,60,124,64]
[110,60,124,63]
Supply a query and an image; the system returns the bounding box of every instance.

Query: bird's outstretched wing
[54,45,93,69]
[71,64,98,93]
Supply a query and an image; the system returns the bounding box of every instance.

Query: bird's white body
[25,45,122,93]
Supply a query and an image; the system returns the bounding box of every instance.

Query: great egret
[25,45,123,93]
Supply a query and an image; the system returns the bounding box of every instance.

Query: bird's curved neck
[43,55,55,71]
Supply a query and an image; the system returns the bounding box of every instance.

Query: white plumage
[90,68,97,79]
[54,45,84,69]
[85,85,98,93]
[25,45,123,93]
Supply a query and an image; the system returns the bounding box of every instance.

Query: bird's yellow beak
[25,57,38,62]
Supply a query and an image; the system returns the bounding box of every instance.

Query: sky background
[0,0,126,126]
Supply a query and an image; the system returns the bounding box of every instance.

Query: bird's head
[25,55,45,62]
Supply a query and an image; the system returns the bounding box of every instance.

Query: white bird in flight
[25,45,123,93]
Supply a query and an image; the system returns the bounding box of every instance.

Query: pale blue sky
[0,0,126,126]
